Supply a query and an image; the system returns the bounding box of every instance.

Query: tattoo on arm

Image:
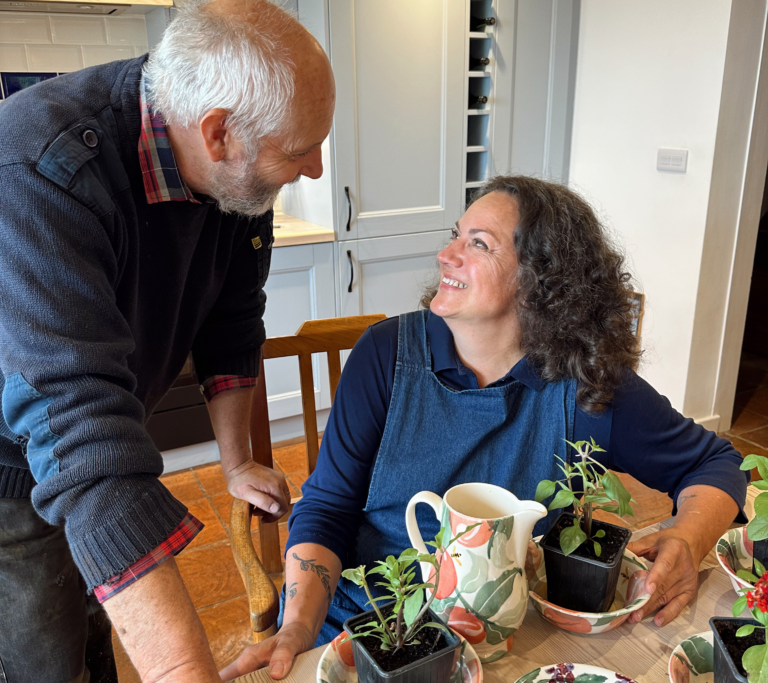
[287,582,298,600]
[293,552,332,604]
[678,493,697,507]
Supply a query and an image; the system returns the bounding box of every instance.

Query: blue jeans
[0,497,117,683]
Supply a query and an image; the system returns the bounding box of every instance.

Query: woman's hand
[218,622,317,681]
[626,529,701,626]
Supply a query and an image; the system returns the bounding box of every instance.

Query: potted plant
[534,438,635,613]
[741,454,768,574]
[710,561,768,682]
[341,526,474,683]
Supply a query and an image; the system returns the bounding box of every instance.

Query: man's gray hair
[144,0,296,155]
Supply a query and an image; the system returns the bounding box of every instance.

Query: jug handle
[406,491,443,581]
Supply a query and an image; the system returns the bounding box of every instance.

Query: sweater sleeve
[0,162,189,590]
[591,369,749,518]
[191,210,273,383]
[286,317,399,563]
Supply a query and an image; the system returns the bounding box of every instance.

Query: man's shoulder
[0,58,144,169]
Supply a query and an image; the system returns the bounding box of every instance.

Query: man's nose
[300,146,324,180]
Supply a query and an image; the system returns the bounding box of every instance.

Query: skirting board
[161,408,331,474]
[694,414,721,433]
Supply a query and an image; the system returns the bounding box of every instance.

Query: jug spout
[512,502,547,569]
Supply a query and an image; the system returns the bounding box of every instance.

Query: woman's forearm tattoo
[287,582,298,600]
[293,552,331,604]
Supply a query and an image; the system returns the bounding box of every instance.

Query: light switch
[657,148,688,173]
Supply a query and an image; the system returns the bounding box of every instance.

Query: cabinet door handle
[345,186,352,232]
[347,250,354,293]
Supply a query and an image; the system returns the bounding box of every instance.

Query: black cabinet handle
[345,186,352,232]
[347,250,354,293]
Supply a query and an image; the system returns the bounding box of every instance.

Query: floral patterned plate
[513,663,638,683]
[668,631,714,683]
[716,526,754,595]
[317,631,483,683]
[525,537,651,634]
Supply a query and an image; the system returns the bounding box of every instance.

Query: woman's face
[430,191,520,326]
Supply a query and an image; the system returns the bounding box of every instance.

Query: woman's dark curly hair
[421,175,641,414]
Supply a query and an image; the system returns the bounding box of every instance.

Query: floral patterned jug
[405,483,546,663]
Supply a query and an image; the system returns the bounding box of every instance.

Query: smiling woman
[224,176,749,681]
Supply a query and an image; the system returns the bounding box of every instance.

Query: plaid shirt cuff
[200,374,259,402]
[93,512,203,603]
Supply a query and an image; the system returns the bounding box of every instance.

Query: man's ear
[199,108,231,162]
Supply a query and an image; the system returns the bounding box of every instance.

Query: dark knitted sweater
[0,57,273,589]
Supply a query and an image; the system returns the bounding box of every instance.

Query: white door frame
[683,0,768,431]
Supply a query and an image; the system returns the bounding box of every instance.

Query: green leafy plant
[341,525,476,653]
[741,454,768,545]
[535,438,635,557]
[731,561,768,681]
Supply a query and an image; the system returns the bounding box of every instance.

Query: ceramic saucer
[514,663,638,683]
[525,537,651,634]
[716,526,755,595]
[317,631,482,683]
[668,631,714,683]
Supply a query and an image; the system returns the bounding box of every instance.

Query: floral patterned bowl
[525,537,651,634]
[716,526,754,595]
[317,631,482,683]
[514,663,638,683]
[668,632,714,683]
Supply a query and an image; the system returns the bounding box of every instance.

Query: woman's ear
[199,108,231,162]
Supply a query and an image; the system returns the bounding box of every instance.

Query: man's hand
[219,622,316,681]
[626,529,701,626]
[225,459,290,523]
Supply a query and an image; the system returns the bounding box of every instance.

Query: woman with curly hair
[222,176,747,680]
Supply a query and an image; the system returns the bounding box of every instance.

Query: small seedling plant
[732,562,768,681]
[341,525,476,653]
[535,438,635,557]
[741,454,768,547]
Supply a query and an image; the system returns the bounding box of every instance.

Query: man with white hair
[0,0,335,680]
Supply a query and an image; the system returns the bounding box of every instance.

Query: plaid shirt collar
[138,74,200,205]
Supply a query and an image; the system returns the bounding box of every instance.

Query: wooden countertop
[273,212,335,248]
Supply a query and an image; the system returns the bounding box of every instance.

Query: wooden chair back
[229,314,386,642]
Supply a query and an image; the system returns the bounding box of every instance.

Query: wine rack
[464,0,495,206]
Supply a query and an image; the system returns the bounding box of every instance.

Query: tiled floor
[113,353,768,680]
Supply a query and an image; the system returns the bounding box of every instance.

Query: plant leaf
[738,569,760,583]
[738,624,757,637]
[758,559,768,577]
[734,594,749,616]
[593,541,602,557]
[560,521,587,556]
[548,489,577,511]
[535,480,557,503]
[594,529,606,538]
[743,454,768,483]
[403,588,423,628]
[743,643,768,682]
[602,471,634,517]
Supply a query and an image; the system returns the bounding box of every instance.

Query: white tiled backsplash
[0,12,148,75]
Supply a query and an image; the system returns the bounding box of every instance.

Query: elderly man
[0,0,335,681]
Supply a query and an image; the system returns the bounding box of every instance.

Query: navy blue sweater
[0,58,272,589]
[287,314,748,563]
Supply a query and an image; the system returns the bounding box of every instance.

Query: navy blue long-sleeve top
[287,313,749,563]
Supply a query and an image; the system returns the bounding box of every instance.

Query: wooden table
[232,493,756,683]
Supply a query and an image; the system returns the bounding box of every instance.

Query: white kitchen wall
[0,12,148,98]
[568,0,732,413]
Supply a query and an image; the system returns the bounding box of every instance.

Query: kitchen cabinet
[261,241,337,419]
[337,230,450,317]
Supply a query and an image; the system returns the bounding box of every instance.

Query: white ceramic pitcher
[405,483,546,663]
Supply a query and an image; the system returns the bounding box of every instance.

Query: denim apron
[316,310,577,644]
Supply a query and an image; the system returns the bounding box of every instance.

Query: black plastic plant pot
[343,608,461,683]
[540,511,632,614]
[710,617,763,683]
[753,538,768,576]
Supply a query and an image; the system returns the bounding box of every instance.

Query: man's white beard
[206,156,287,218]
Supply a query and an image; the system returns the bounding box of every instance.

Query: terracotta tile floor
[113,354,768,680]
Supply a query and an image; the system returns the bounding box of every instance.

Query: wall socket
[657,148,688,173]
